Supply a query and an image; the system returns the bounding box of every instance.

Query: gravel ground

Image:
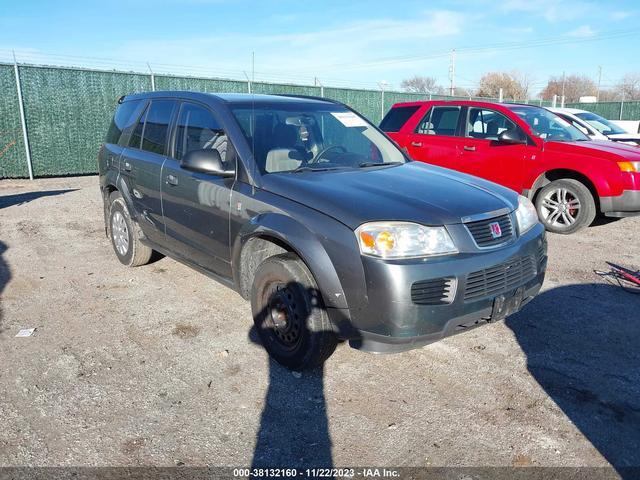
[0,176,639,472]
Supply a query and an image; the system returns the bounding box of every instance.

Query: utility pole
[561,71,566,106]
[449,49,456,96]
[596,65,602,101]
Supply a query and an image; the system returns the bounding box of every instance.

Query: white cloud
[104,10,467,86]
[610,10,635,20]
[565,25,596,38]
[501,0,593,22]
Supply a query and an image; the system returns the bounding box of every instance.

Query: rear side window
[141,100,175,154]
[380,106,419,132]
[128,100,175,154]
[416,106,461,136]
[174,102,228,163]
[129,105,148,149]
[105,100,141,145]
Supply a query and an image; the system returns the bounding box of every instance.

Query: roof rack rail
[273,93,343,105]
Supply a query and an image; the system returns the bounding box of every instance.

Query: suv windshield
[231,103,406,174]
[508,105,589,142]
[575,111,627,135]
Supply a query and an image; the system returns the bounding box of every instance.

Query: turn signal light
[617,161,640,172]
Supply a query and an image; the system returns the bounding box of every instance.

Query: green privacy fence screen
[0,62,637,179]
[155,75,248,93]
[565,101,640,121]
[0,65,28,178]
[19,66,152,177]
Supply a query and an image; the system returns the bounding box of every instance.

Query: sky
[0,0,638,96]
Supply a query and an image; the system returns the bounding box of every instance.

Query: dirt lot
[0,176,639,471]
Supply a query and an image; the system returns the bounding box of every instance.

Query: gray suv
[98,92,547,370]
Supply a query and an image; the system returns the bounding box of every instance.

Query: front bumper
[334,223,547,353]
[600,190,640,218]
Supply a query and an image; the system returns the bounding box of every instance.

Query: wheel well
[238,236,295,299]
[104,184,118,200]
[531,169,600,211]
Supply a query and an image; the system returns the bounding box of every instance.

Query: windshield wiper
[358,161,403,168]
[288,166,341,173]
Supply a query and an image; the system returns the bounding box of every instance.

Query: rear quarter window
[105,100,142,145]
[380,105,419,132]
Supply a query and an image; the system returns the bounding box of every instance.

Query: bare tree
[475,71,530,100]
[596,89,619,102]
[400,76,445,94]
[539,74,597,103]
[453,87,474,97]
[614,73,640,100]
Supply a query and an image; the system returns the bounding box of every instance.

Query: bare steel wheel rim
[266,284,303,350]
[111,211,129,256]
[540,187,581,228]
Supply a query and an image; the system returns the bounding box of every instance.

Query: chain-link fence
[1,61,638,179]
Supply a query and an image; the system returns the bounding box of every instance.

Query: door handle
[410,141,422,147]
[166,174,178,186]
[123,161,132,171]
[463,145,476,151]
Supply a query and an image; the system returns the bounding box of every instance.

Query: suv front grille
[464,256,537,301]
[411,277,456,305]
[465,213,514,248]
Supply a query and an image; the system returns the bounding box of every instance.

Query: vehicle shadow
[505,283,640,473]
[0,189,77,209]
[590,215,623,228]
[0,240,10,334]
[248,283,359,472]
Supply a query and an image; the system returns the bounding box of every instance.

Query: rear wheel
[535,179,596,234]
[251,253,338,370]
[108,191,153,266]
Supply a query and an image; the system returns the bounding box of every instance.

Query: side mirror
[497,129,528,145]
[180,149,234,177]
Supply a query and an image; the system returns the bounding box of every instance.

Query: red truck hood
[545,140,640,162]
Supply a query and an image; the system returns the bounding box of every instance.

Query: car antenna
[252,51,256,195]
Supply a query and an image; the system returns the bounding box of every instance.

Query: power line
[291,27,640,72]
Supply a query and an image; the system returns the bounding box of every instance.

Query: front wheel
[251,253,338,370]
[535,179,596,234]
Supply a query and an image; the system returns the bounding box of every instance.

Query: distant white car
[612,120,640,134]
[548,107,640,146]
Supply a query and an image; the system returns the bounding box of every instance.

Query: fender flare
[231,212,349,309]
[526,168,609,202]
[115,174,142,221]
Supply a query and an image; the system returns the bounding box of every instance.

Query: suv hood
[261,162,518,229]
[545,140,640,161]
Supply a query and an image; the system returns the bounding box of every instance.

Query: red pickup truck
[381,100,640,234]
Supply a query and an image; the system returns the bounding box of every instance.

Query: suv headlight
[355,222,458,258]
[515,195,538,234]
